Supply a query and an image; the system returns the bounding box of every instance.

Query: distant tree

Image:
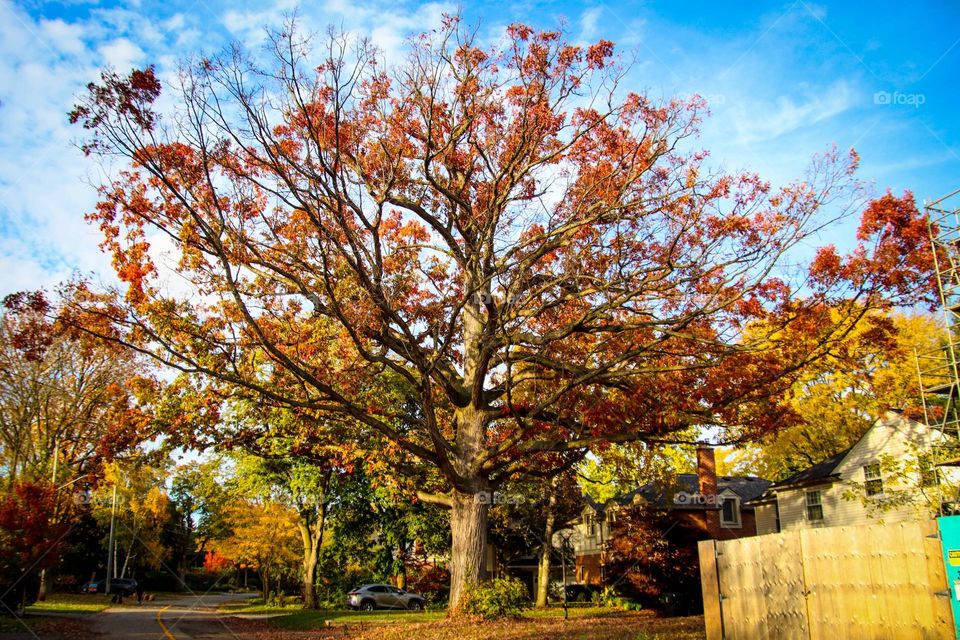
[90,462,171,581]
[487,471,582,607]
[579,443,696,505]
[0,289,154,486]
[0,289,157,600]
[167,457,232,588]
[231,449,348,609]
[212,500,302,603]
[319,460,450,596]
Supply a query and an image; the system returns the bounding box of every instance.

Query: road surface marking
[157,605,176,640]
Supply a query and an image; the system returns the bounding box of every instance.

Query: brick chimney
[697,445,718,498]
[697,444,721,536]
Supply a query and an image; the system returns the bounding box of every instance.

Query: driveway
[92,592,260,639]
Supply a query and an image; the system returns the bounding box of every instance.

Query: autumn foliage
[69,17,936,606]
[0,482,69,607]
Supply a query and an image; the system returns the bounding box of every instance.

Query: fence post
[699,539,723,640]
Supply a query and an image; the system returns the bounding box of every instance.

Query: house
[749,411,957,535]
[570,446,771,586]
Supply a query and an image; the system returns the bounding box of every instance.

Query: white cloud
[39,18,87,57]
[726,80,856,145]
[580,6,603,42]
[97,37,145,69]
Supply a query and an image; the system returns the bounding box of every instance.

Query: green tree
[232,451,344,609]
[167,457,232,589]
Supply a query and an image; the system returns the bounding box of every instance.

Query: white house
[750,411,958,535]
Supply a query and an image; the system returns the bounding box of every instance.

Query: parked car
[564,583,600,602]
[346,584,426,611]
[87,578,137,596]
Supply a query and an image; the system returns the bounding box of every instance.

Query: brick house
[570,446,771,587]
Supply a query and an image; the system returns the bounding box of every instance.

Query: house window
[586,514,596,537]
[806,490,824,521]
[720,496,741,527]
[864,463,884,496]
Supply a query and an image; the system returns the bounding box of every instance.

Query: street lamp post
[105,484,118,596]
[552,528,583,621]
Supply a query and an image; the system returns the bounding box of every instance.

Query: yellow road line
[157,605,176,640]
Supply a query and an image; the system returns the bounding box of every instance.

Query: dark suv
[88,578,137,596]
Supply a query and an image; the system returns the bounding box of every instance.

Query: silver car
[347,584,426,611]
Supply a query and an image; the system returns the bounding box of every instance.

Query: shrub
[460,576,530,619]
[407,565,450,606]
[594,586,642,611]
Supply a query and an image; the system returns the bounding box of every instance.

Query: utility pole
[106,484,118,595]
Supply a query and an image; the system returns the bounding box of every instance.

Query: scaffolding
[917,188,960,471]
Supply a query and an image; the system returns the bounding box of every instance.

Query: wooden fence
[698,520,954,640]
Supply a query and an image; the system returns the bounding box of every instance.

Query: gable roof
[768,447,852,490]
[612,473,771,510]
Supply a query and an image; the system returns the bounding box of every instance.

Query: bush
[406,565,450,606]
[460,576,530,620]
[593,586,642,611]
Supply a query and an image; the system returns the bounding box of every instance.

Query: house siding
[574,551,604,585]
[772,413,954,531]
[754,503,778,535]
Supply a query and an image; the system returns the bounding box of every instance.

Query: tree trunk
[535,481,558,608]
[302,557,317,608]
[446,283,491,611]
[297,506,325,609]
[448,490,489,610]
[37,568,50,602]
[177,512,193,590]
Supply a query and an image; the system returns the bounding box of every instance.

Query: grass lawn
[0,595,102,636]
[0,594,106,636]
[222,604,705,639]
[267,609,446,630]
[26,593,112,615]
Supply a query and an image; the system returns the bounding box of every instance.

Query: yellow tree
[91,462,171,580]
[755,311,944,481]
[212,500,301,602]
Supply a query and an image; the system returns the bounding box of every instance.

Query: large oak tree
[69,19,934,606]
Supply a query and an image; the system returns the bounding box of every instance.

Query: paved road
[91,592,260,639]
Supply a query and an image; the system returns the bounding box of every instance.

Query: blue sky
[1,0,958,297]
